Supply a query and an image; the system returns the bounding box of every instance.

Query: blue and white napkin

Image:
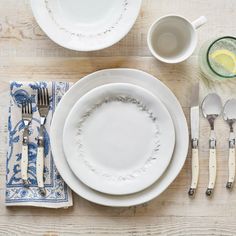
[5,81,73,208]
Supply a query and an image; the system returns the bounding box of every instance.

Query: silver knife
[188,84,199,197]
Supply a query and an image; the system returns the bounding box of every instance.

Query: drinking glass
[199,36,236,81]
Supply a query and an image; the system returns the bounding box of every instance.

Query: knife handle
[206,148,216,197]
[188,148,199,197]
[36,146,45,195]
[21,144,28,185]
[226,148,235,189]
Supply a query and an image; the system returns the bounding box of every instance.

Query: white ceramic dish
[50,68,189,207]
[63,83,175,195]
[31,0,142,51]
[147,15,207,63]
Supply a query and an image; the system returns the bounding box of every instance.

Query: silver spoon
[202,93,222,197]
[223,98,236,189]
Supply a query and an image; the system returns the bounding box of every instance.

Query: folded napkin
[5,81,73,208]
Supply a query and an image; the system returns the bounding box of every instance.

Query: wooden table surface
[0,0,236,235]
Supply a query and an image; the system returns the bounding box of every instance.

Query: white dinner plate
[50,68,189,207]
[31,0,142,51]
[63,83,175,195]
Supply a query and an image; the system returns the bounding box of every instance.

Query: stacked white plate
[50,69,189,207]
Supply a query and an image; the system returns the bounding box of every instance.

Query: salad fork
[21,100,32,185]
[37,87,49,195]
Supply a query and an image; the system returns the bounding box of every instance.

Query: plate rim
[63,82,175,195]
[50,68,189,207]
[30,0,142,51]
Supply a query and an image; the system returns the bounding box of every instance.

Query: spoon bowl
[223,98,236,126]
[202,93,222,120]
[202,93,222,129]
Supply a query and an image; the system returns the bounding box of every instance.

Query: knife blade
[190,84,199,143]
[188,83,199,197]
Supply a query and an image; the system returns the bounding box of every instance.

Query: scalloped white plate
[31,0,142,51]
[63,83,175,195]
[50,69,189,207]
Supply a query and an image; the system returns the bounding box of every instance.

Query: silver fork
[21,100,32,185]
[37,87,49,195]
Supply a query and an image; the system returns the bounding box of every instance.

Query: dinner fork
[21,100,32,185]
[37,87,49,195]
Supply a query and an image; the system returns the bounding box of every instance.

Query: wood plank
[0,216,235,235]
[0,0,235,57]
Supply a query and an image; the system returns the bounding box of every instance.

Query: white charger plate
[63,83,175,195]
[31,0,142,51]
[50,68,189,207]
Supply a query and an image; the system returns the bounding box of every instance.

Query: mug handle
[192,16,207,29]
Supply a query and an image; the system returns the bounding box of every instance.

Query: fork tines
[37,87,49,107]
[22,100,32,116]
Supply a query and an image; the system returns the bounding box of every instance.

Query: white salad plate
[31,0,142,51]
[63,83,175,195]
[50,68,189,207]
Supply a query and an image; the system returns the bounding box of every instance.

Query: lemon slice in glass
[210,49,236,74]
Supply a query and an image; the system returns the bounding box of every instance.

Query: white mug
[147,15,207,64]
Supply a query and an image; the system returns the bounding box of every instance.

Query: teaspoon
[223,98,236,189]
[201,93,222,197]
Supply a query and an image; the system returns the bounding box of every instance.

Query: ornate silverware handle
[206,131,216,197]
[226,133,235,189]
[188,138,199,197]
[36,125,45,195]
[21,127,29,185]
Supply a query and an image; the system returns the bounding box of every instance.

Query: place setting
[189,36,236,197]
[4,0,236,209]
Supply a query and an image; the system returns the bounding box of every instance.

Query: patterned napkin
[5,81,73,208]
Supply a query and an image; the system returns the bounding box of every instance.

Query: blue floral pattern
[6,81,72,208]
